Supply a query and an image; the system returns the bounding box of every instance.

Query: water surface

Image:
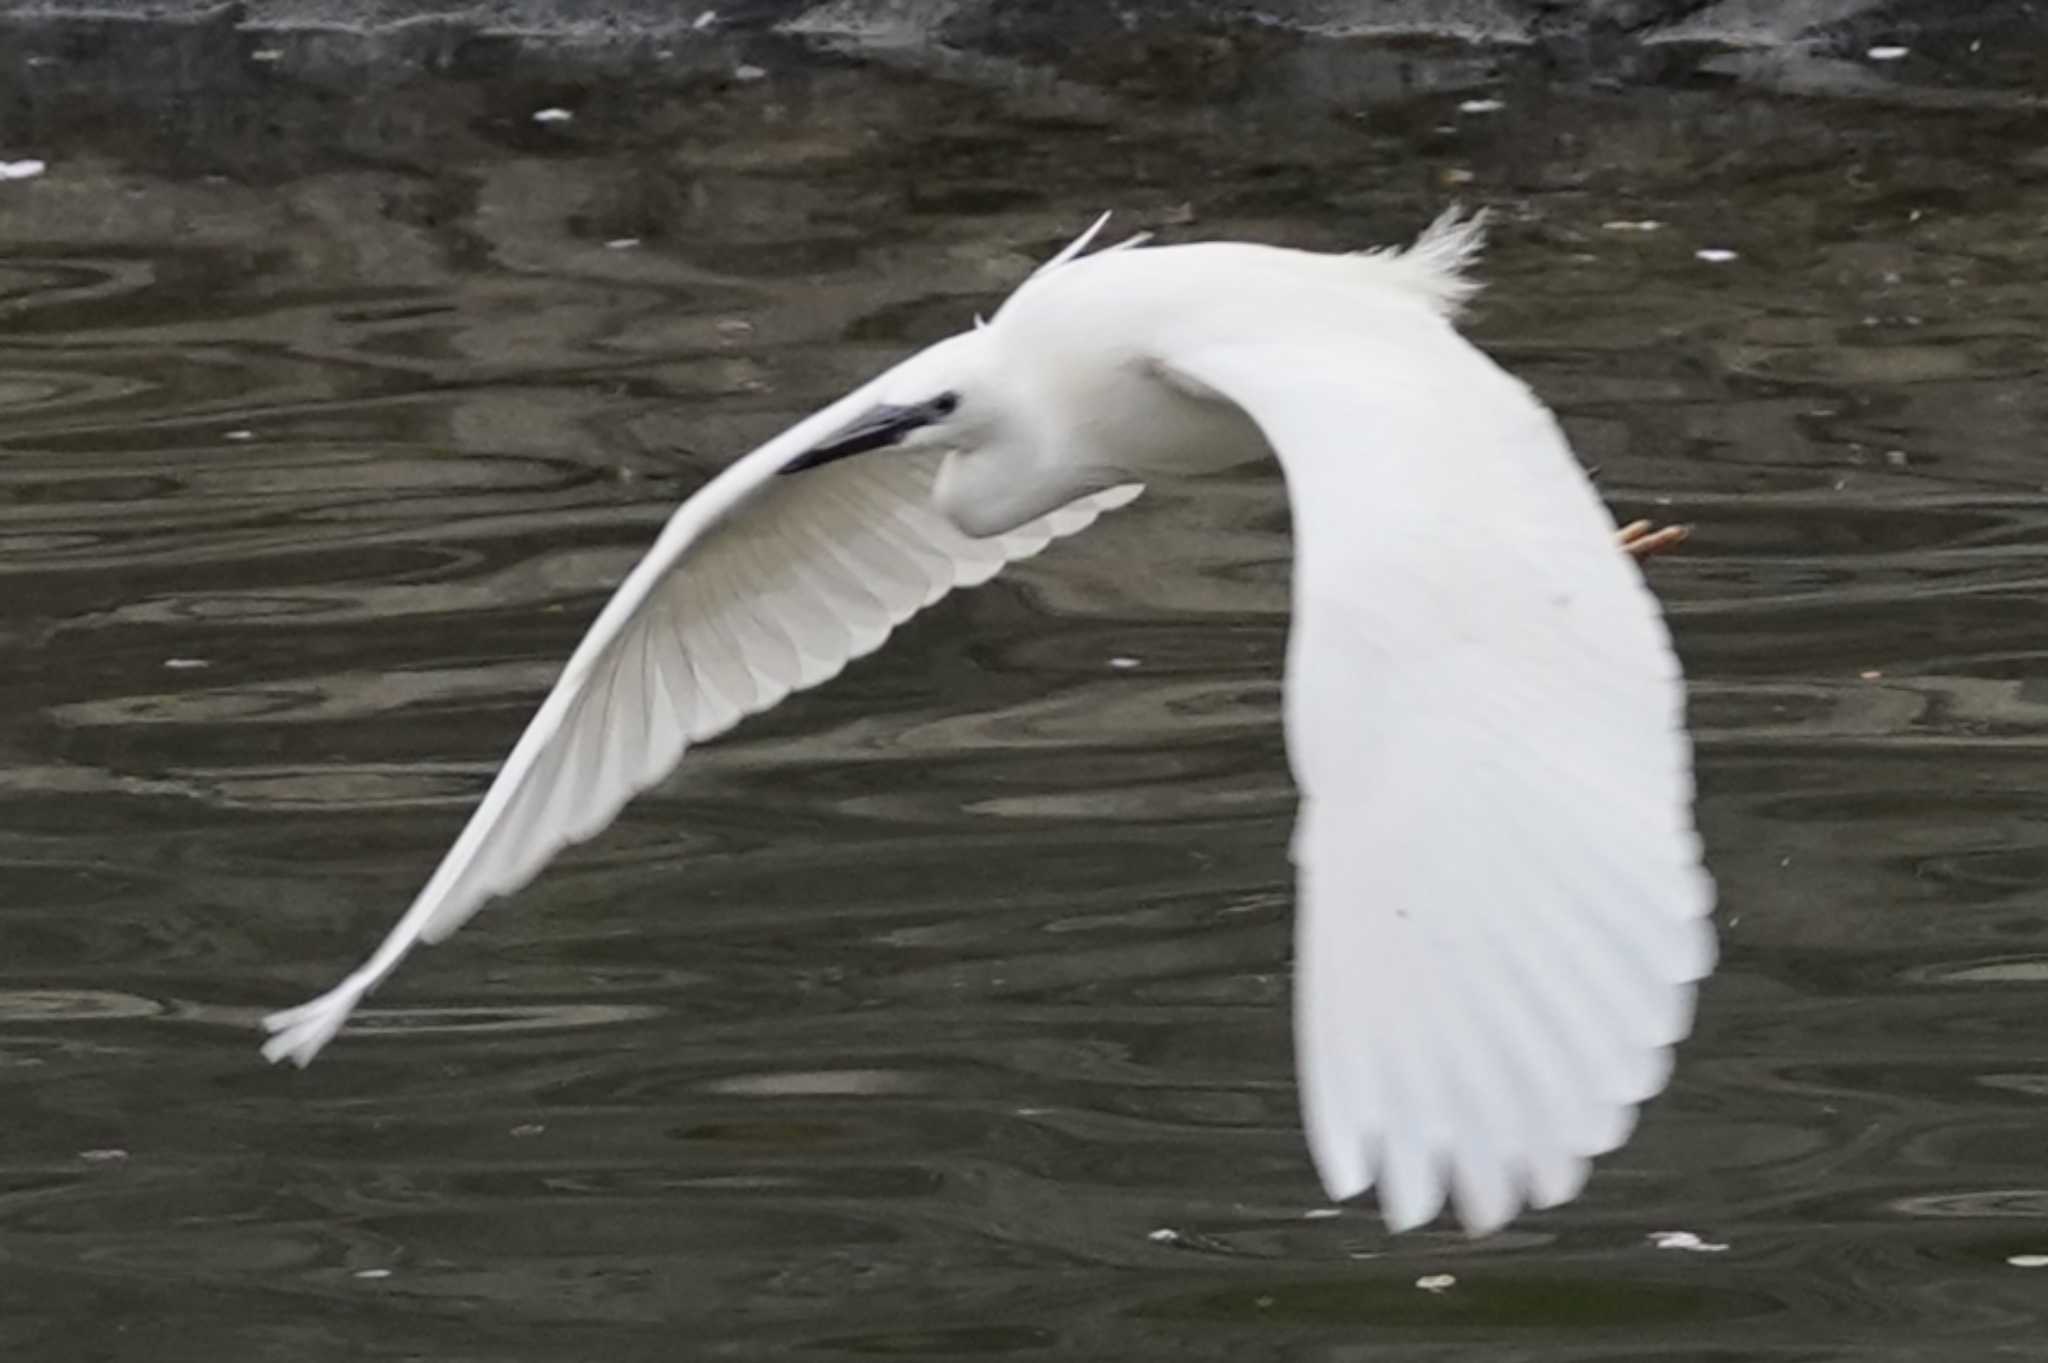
[3,32,2048,1363]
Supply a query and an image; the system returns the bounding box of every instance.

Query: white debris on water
[532,107,574,124]
[1147,1228,1181,1244]
[1866,46,1910,61]
[2009,1254,2048,1269]
[1108,656,1141,670]
[1602,220,1663,233]
[694,9,719,28]
[353,1268,392,1280]
[605,238,641,250]
[1695,248,1740,264]
[1302,1207,1341,1220]
[1415,1273,1457,1293]
[1457,98,1504,115]
[1650,1230,1730,1253]
[734,65,769,82]
[163,658,211,671]
[0,160,47,181]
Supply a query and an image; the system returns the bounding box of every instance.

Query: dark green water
[3,33,2048,1362]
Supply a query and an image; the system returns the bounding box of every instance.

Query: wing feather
[263,407,1140,1065]
[1161,317,1712,1234]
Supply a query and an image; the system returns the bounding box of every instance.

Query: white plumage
[264,210,1714,1236]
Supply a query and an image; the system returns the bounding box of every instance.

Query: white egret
[263,210,1714,1236]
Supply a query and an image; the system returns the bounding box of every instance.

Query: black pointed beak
[780,396,954,475]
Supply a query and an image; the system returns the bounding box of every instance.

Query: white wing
[262,351,1140,1067]
[1160,318,1713,1235]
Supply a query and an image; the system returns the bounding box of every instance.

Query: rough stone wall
[0,1,2037,131]
[0,1,2022,51]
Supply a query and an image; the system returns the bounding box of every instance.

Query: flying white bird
[263,210,1714,1236]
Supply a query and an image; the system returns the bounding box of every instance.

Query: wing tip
[259,981,364,1067]
[260,962,400,1066]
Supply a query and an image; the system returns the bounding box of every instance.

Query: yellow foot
[1616,519,1690,561]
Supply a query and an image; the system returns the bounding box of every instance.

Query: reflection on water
[4,25,2048,1363]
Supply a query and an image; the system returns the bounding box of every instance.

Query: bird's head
[779,331,992,471]
[779,328,1077,538]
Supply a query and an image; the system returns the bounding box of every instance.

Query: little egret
[263,210,1714,1235]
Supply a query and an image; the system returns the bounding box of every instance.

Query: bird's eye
[929,392,960,418]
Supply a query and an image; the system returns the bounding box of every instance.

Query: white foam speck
[532,108,574,124]
[1415,1274,1456,1293]
[1867,46,1910,61]
[1650,1230,1730,1253]
[0,160,47,181]
[1695,248,1739,264]
[1457,98,1504,115]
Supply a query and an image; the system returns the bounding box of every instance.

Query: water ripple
[1,45,2046,1363]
